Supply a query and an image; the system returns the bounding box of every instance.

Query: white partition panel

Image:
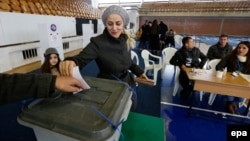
[0,48,12,72]
[82,24,94,48]
[0,12,76,46]
[0,20,4,45]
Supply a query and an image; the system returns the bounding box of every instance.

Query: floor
[1,35,250,141]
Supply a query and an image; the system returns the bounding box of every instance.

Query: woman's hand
[139,73,148,80]
[59,60,76,76]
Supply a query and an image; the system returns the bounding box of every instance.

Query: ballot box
[18,77,132,141]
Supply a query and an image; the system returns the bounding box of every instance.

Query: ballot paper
[72,66,90,94]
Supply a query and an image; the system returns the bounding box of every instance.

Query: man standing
[139,20,150,49]
[207,34,233,60]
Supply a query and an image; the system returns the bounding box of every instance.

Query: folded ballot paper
[72,66,90,94]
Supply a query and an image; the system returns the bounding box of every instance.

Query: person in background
[170,36,208,99]
[0,73,84,105]
[41,47,61,76]
[135,27,142,41]
[59,5,147,110]
[149,19,160,55]
[216,41,250,114]
[139,20,150,49]
[166,29,176,48]
[207,34,233,60]
[159,21,168,49]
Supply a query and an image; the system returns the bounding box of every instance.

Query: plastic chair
[206,59,221,105]
[161,47,177,78]
[141,49,162,85]
[131,50,139,86]
[161,47,180,96]
[131,50,139,65]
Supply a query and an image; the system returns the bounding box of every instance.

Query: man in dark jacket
[139,20,151,49]
[159,21,168,46]
[207,34,233,60]
[0,74,84,105]
[170,37,208,99]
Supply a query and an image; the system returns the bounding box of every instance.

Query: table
[120,112,166,141]
[185,68,250,116]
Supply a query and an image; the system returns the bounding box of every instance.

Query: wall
[0,37,83,72]
[0,12,95,72]
[0,12,76,46]
[139,16,250,36]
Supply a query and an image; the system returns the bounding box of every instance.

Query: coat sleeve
[215,56,229,71]
[198,50,208,68]
[206,46,215,60]
[0,73,56,105]
[129,60,144,77]
[66,41,99,69]
[170,51,184,67]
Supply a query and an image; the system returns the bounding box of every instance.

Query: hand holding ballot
[59,60,90,93]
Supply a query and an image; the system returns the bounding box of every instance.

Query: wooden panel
[139,16,250,36]
[194,80,250,98]
[222,18,250,36]
[5,61,41,74]
[184,17,221,35]
[164,17,185,34]
[5,48,83,74]
[64,48,82,57]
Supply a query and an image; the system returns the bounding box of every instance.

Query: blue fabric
[227,96,244,103]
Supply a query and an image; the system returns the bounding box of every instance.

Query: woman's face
[49,54,59,66]
[106,14,124,39]
[237,44,249,56]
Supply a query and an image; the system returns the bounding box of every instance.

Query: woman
[216,41,250,114]
[41,48,61,76]
[59,5,147,109]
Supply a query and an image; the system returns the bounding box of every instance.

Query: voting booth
[38,23,64,63]
[18,77,132,141]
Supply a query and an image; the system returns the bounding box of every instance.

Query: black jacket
[69,28,144,85]
[170,47,208,69]
[216,55,250,74]
[207,43,233,60]
[0,73,55,105]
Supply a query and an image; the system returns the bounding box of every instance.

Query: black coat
[0,73,55,105]
[170,47,208,69]
[207,43,233,60]
[216,55,250,74]
[69,28,144,85]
